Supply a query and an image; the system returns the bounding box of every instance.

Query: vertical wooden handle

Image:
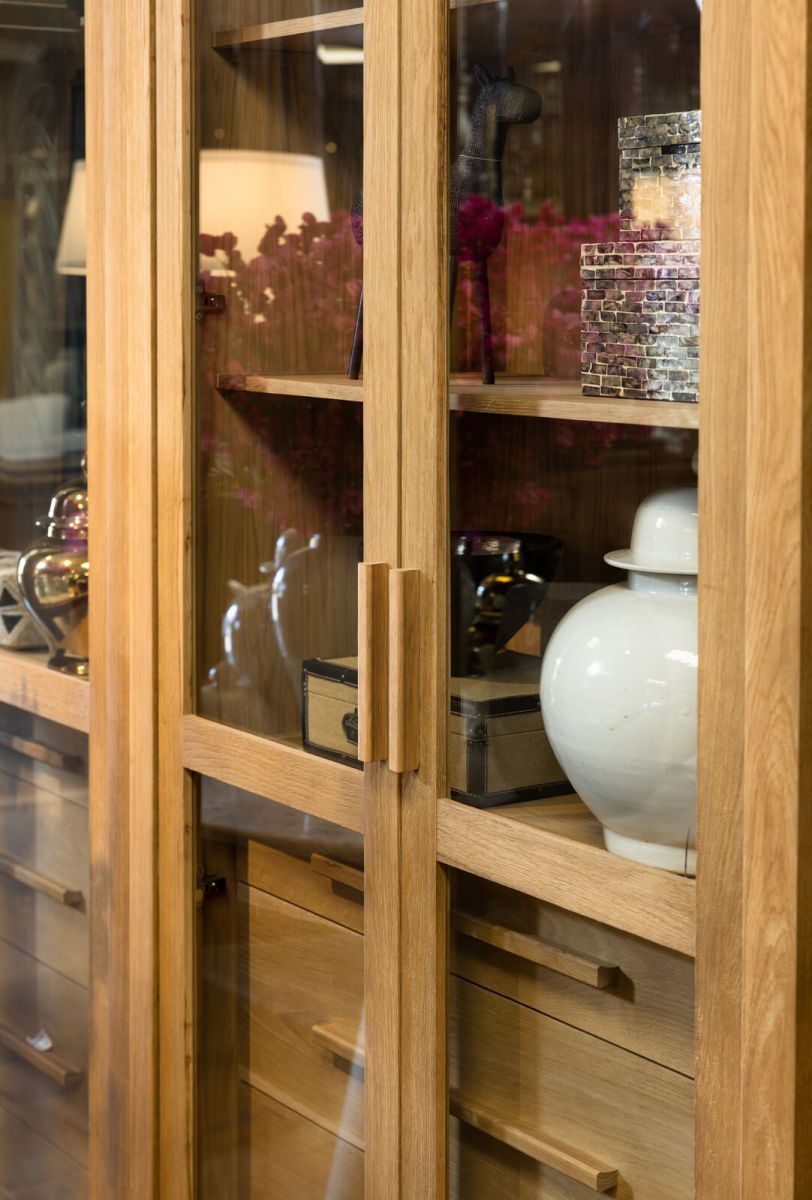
[358,562,389,763]
[388,568,420,773]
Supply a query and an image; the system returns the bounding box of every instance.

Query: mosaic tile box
[581,110,701,403]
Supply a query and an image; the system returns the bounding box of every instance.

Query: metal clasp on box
[195,282,226,321]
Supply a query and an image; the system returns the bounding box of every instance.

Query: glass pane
[198,780,365,1198]
[0,705,89,1199]
[0,3,88,677]
[195,0,364,745]
[449,870,695,1199]
[447,1,700,1195]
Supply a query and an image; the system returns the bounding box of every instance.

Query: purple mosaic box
[582,111,701,403]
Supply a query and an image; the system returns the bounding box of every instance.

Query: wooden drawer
[0,876,87,987]
[240,837,364,932]
[0,940,88,1166]
[453,874,694,1075]
[0,1102,86,1199]
[452,977,693,1199]
[243,1084,363,1200]
[239,875,364,1147]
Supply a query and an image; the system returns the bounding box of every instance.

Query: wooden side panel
[695,0,750,1193]
[85,0,157,1196]
[156,0,196,1195]
[399,0,450,1195]
[742,0,812,1196]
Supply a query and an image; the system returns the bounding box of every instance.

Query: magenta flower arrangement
[198,204,624,529]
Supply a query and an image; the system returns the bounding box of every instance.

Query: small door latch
[195,868,227,906]
[195,282,226,321]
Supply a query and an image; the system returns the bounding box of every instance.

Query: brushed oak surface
[0,650,89,735]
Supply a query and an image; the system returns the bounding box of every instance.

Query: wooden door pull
[313,1018,618,1192]
[358,562,389,763]
[449,1096,619,1193]
[0,1021,83,1089]
[388,568,420,773]
[309,853,365,895]
[0,851,83,908]
[454,912,619,989]
[312,1019,365,1070]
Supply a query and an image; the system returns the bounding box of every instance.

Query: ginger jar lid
[604,486,698,576]
[39,469,89,540]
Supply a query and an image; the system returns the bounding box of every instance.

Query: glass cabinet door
[190,3,375,1197]
[443,1,699,1196]
[0,6,90,1198]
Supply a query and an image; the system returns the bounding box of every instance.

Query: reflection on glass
[198,781,365,1199]
[0,706,89,1198]
[195,0,364,746]
[0,4,87,667]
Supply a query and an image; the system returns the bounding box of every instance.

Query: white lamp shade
[199,150,330,260]
[56,159,86,276]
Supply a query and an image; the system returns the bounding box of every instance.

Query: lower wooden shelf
[437,795,696,957]
[0,648,89,735]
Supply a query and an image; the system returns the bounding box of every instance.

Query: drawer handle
[358,561,390,763]
[0,851,83,908]
[388,568,420,773]
[450,1096,619,1193]
[0,730,83,773]
[310,853,365,896]
[0,1021,83,1089]
[454,913,619,989]
[312,1019,365,1071]
[312,1019,618,1194]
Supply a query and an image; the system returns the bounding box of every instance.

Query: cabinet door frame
[154,1,405,1197]
[395,0,812,1197]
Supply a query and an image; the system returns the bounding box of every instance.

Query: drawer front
[453,875,694,1075]
[240,881,364,1147]
[0,940,88,1166]
[241,837,364,932]
[0,776,89,900]
[244,1084,363,1200]
[0,875,88,987]
[452,977,693,1200]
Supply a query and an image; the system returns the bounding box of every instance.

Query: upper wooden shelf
[217,373,363,403]
[213,8,364,52]
[450,377,700,429]
[0,647,89,735]
[437,795,696,957]
[217,372,699,428]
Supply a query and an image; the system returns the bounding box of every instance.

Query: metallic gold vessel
[18,466,89,677]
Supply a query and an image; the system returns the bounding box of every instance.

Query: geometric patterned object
[581,111,701,404]
[0,550,47,650]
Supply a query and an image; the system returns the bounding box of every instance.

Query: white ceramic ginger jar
[540,487,698,875]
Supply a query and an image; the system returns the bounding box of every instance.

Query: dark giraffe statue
[347,63,542,384]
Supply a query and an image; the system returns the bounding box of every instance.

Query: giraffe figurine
[347,63,542,384]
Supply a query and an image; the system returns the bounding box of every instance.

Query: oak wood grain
[216,373,363,402]
[358,562,389,764]
[453,912,618,990]
[0,649,89,734]
[387,568,420,773]
[450,377,700,428]
[213,8,364,52]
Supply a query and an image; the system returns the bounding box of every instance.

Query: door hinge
[195,282,226,321]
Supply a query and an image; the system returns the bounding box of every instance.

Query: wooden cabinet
[1,0,810,1196]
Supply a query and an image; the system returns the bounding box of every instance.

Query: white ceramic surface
[604,486,698,575]
[540,486,698,875]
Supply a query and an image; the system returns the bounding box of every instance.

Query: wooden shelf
[216,373,363,403]
[450,377,700,428]
[182,714,364,834]
[213,8,364,52]
[437,796,696,957]
[0,648,89,735]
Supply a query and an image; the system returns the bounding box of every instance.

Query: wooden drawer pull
[0,1021,83,1089]
[0,851,83,908]
[0,730,83,773]
[312,1019,365,1070]
[454,913,619,989]
[450,1095,619,1193]
[313,1018,618,1193]
[358,561,390,763]
[309,853,365,895]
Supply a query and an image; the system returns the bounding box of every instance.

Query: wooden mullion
[398,0,450,1196]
